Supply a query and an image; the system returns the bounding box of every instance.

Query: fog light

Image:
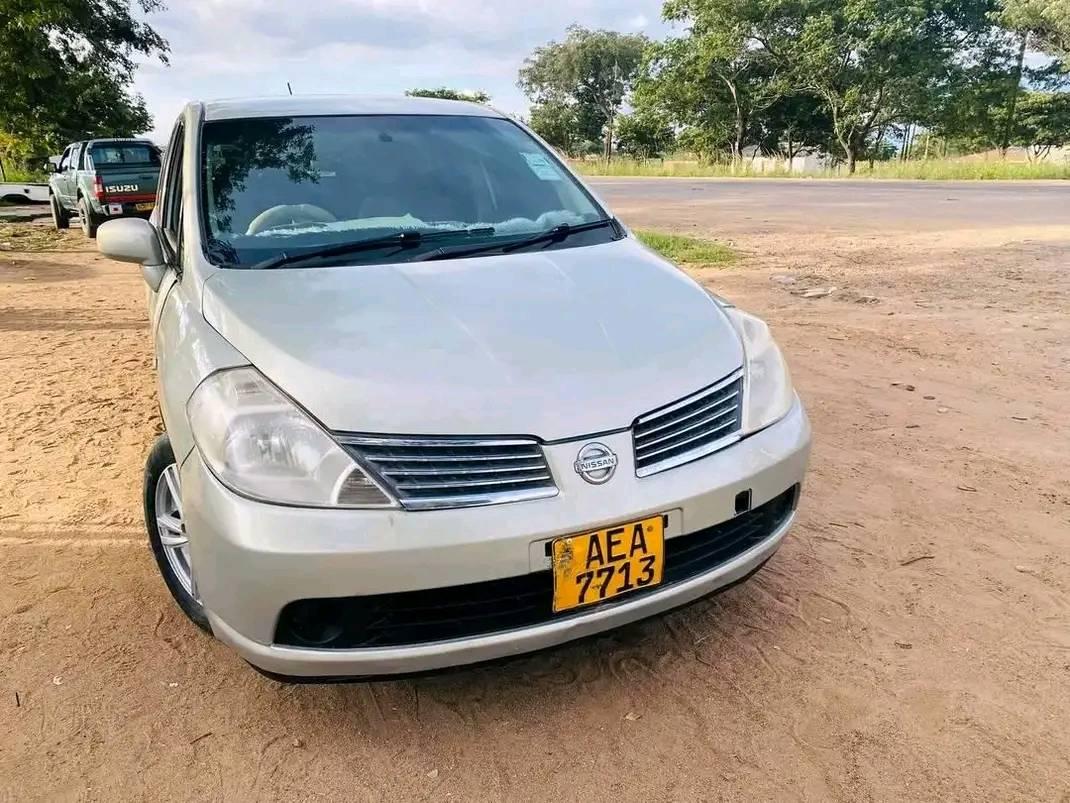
[281,599,345,647]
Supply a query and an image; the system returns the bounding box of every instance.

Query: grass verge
[1,166,47,183]
[635,229,736,266]
[574,157,1070,180]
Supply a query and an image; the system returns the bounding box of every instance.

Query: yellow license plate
[551,515,665,612]
[136,202,155,212]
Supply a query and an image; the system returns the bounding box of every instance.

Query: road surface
[589,177,1069,236]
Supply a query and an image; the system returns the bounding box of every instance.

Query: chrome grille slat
[368,453,540,463]
[379,461,548,477]
[637,418,738,460]
[394,473,553,491]
[633,371,744,477]
[636,405,738,452]
[337,435,557,510]
[637,390,740,438]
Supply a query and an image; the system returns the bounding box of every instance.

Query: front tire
[50,195,69,230]
[77,196,98,238]
[144,435,211,633]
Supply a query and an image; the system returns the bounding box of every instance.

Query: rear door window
[90,144,161,167]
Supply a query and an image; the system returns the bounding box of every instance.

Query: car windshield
[199,114,614,267]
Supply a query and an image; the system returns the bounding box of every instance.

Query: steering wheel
[245,204,338,235]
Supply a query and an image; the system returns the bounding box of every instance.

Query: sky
[133,0,674,142]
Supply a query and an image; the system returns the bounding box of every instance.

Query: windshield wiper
[251,227,495,271]
[414,218,619,262]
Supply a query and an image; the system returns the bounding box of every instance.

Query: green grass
[0,166,46,183]
[573,156,1070,180]
[635,229,736,266]
[853,159,1069,180]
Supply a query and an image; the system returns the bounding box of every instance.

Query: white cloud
[133,0,669,140]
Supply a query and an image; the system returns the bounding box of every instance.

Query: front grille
[633,371,744,477]
[338,436,557,511]
[274,486,798,650]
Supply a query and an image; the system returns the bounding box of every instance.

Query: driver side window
[58,148,70,172]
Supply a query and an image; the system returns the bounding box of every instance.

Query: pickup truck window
[91,143,161,167]
[199,114,613,268]
[58,148,71,172]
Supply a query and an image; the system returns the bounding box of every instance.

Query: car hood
[201,237,744,440]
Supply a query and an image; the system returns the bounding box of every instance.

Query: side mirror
[97,218,169,291]
[46,162,58,174]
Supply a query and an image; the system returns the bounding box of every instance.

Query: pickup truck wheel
[50,195,69,230]
[144,435,211,634]
[77,197,99,238]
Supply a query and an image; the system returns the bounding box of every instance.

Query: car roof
[197,94,504,121]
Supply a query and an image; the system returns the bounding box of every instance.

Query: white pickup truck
[0,180,49,205]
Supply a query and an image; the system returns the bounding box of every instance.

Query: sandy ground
[1,187,1068,801]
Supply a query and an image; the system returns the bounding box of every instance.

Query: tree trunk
[603,112,614,162]
[1000,32,1029,157]
[721,76,745,163]
[871,124,888,170]
[725,99,745,163]
[838,131,861,175]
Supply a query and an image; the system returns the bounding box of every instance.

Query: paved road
[589,177,1070,236]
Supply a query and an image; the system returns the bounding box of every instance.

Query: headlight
[187,367,395,508]
[720,303,795,434]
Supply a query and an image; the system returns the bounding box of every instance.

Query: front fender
[156,280,249,464]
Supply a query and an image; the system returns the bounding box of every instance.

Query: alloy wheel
[154,464,198,600]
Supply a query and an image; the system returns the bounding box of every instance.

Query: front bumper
[180,400,811,678]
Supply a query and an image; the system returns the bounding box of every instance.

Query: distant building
[742,147,832,174]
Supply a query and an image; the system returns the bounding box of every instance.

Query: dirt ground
[1,188,1068,802]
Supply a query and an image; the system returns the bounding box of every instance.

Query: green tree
[405,88,491,103]
[1011,91,1070,158]
[1000,0,1070,67]
[993,1,1070,154]
[632,37,739,160]
[656,0,786,161]
[785,0,994,172]
[929,21,1067,156]
[615,110,676,159]
[527,99,604,157]
[518,25,647,160]
[760,93,834,161]
[0,0,168,157]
